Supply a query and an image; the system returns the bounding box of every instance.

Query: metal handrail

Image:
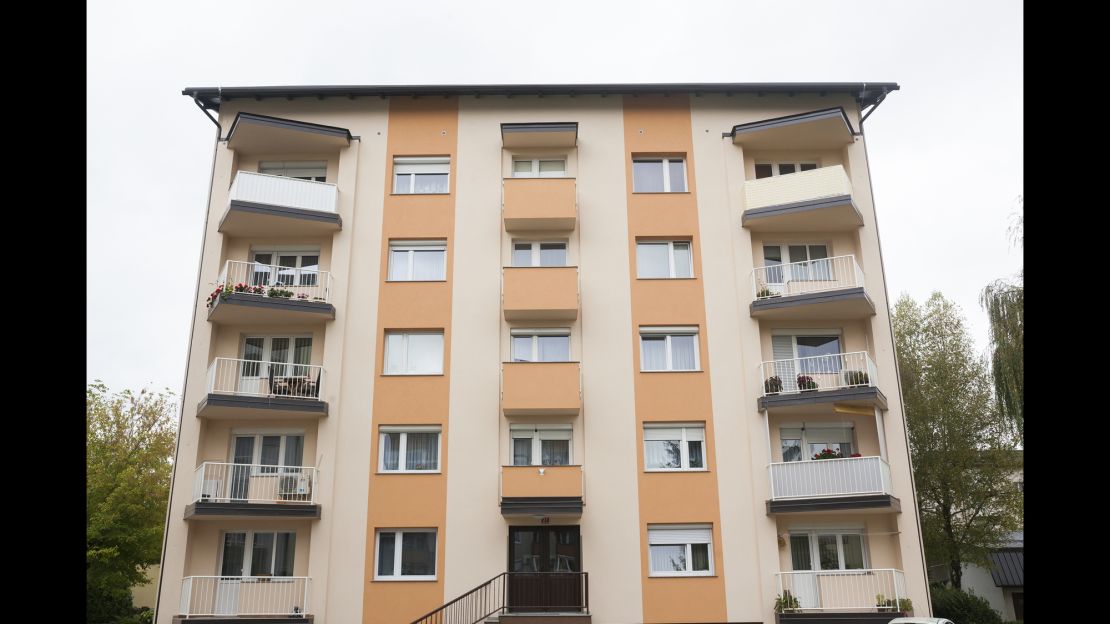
[410,572,589,624]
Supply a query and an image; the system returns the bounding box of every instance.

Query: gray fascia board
[749,287,875,313]
[184,501,322,519]
[227,111,353,144]
[728,107,856,138]
[223,199,343,227]
[500,496,584,515]
[198,393,329,416]
[766,494,901,514]
[207,293,336,319]
[741,195,863,225]
[757,386,889,410]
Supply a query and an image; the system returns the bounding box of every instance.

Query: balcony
[197,358,328,420]
[177,576,311,622]
[767,457,899,514]
[741,166,863,232]
[502,362,581,415]
[503,267,580,321]
[206,260,335,325]
[758,351,886,412]
[503,178,577,231]
[219,171,341,237]
[185,462,320,520]
[750,255,875,319]
[775,569,908,618]
[500,465,584,517]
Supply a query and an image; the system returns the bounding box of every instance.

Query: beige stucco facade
[158,83,927,624]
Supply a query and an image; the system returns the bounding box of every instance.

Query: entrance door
[216,533,246,615]
[237,336,313,396]
[788,534,820,609]
[228,437,254,501]
[507,526,582,612]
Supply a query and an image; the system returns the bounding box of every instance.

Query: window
[219,531,296,577]
[379,426,441,472]
[250,250,321,287]
[259,161,327,182]
[780,427,854,462]
[633,157,687,192]
[384,331,444,375]
[512,241,568,267]
[510,425,572,466]
[754,161,818,179]
[240,335,314,384]
[769,333,844,384]
[762,244,831,284]
[393,157,450,194]
[789,530,867,571]
[647,525,713,576]
[639,327,699,371]
[512,158,567,178]
[231,433,304,474]
[644,424,705,471]
[636,240,693,279]
[511,329,571,362]
[388,241,447,281]
[375,529,437,580]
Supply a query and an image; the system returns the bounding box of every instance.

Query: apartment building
[157,82,929,624]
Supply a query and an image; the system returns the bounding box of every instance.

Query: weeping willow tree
[980,201,1023,444]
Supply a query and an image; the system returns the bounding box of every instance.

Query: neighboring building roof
[988,549,1023,587]
[181,82,899,112]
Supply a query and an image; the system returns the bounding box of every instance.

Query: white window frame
[259,160,328,182]
[511,240,569,267]
[779,423,856,463]
[229,432,306,474]
[754,161,819,179]
[636,240,693,279]
[374,529,438,581]
[378,426,442,473]
[387,240,447,282]
[632,156,688,193]
[512,157,567,178]
[788,528,870,572]
[393,157,450,195]
[217,530,297,577]
[509,424,573,466]
[647,524,714,577]
[643,424,707,472]
[383,331,445,376]
[639,326,700,372]
[249,248,322,287]
[510,328,572,362]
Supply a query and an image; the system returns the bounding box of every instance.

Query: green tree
[980,199,1023,444]
[87,383,177,623]
[892,293,1022,590]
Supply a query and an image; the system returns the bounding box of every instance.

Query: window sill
[639,369,704,374]
[381,373,446,377]
[384,279,448,283]
[644,468,710,474]
[636,277,698,281]
[632,191,692,195]
[377,470,443,475]
[390,192,451,196]
[372,576,438,582]
[648,573,716,578]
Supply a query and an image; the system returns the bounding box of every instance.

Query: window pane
[673,243,692,278]
[796,336,842,374]
[539,160,565,174]
[763,245,784,284]
[414,173,449,194]
[299,256,319,286]
[633,160,665,192]
[378,533,395,576]
[251,532,275,575]
[512,336,534,362]
[401,532,436,575]
[687,440,704,469]
[277,256,297,286]
[818,535,840,570]
[260,436,281,469]
[790,535,812,570]
[800,163,818,172]
[393,174,410,194]
[384,334,405,374]
[413,250,445,280]
[755,164,774,179]
[645,440,682,469]
[541,439,570,465]
[690,543,710,571]
[284,436,304,467]
[636,243,670,278]
[782,439,802,462]
[389,250,410,280]
[842,535,865,570]
[778,163,797,175]
[667,160,686,192]
[513,438,532,466]
[513,160,533,174]
[537,335,570,362]
[221,533,246,576]
[670,335,696,370]
[406,334,444,374]
[270,338,290,370]
[641,336,667,370]
[293,338,312,376]
[649,544,686,572]
[513,244,533,267]
[274,533,295,576]
[405,433,439,471]
[539,243,567,267]
[382,433,400,471]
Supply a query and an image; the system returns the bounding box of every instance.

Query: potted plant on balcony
[267,287,295,299]
[764,376,783,394]
[796,375,818,391]
[875,594,913,614]
[843,370,870,386]
[812,448,843,460]
[774,590,800,614]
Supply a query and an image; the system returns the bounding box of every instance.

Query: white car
[887,618,955,624]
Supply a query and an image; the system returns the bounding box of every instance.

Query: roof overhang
[226,112,352,154]
[729,107,857,150]
[501,122,578,148]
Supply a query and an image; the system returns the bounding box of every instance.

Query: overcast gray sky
[86,0,1023,394]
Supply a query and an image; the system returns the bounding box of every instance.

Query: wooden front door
[507,526,582,612]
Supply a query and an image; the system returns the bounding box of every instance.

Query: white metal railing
[761,351,877,396]
[193,462,318,504]
[776,569,907,613]
[179,576,310,617]
[214,260,333,304]
[744,164,852,211]
[752,254,865,300]
[206,357,325,400]
[230,170,338,214]
[769,456,893,499]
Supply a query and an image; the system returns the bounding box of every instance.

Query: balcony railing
[744,165,852,211]
[775,569,907,613]
[230,170,338,214]
[761,351,877,396]
[752,254,864,301]
[179,576,310,617]
[215,260,333,304]
[206,357,325,400]
[770,457,892,500]
[193,462,318,504]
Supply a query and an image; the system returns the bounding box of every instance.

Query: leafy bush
[812,448,843,460]
[774,590,800,613]
[765,376,783,393]
[875,593,913,612]
[796,375,818,390]
[843,369,870,386]
[267,287,295,298]
[931,584,1003,624]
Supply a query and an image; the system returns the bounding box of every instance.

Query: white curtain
[381,433,400,470]
[641,336,667,370]
[671,335,696,370]
[538,336,570,362]
[673,243,692,278]
[637,243,670,278]
[649,544,686,572]
[645,439,681,469]
[405,433,438,470]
